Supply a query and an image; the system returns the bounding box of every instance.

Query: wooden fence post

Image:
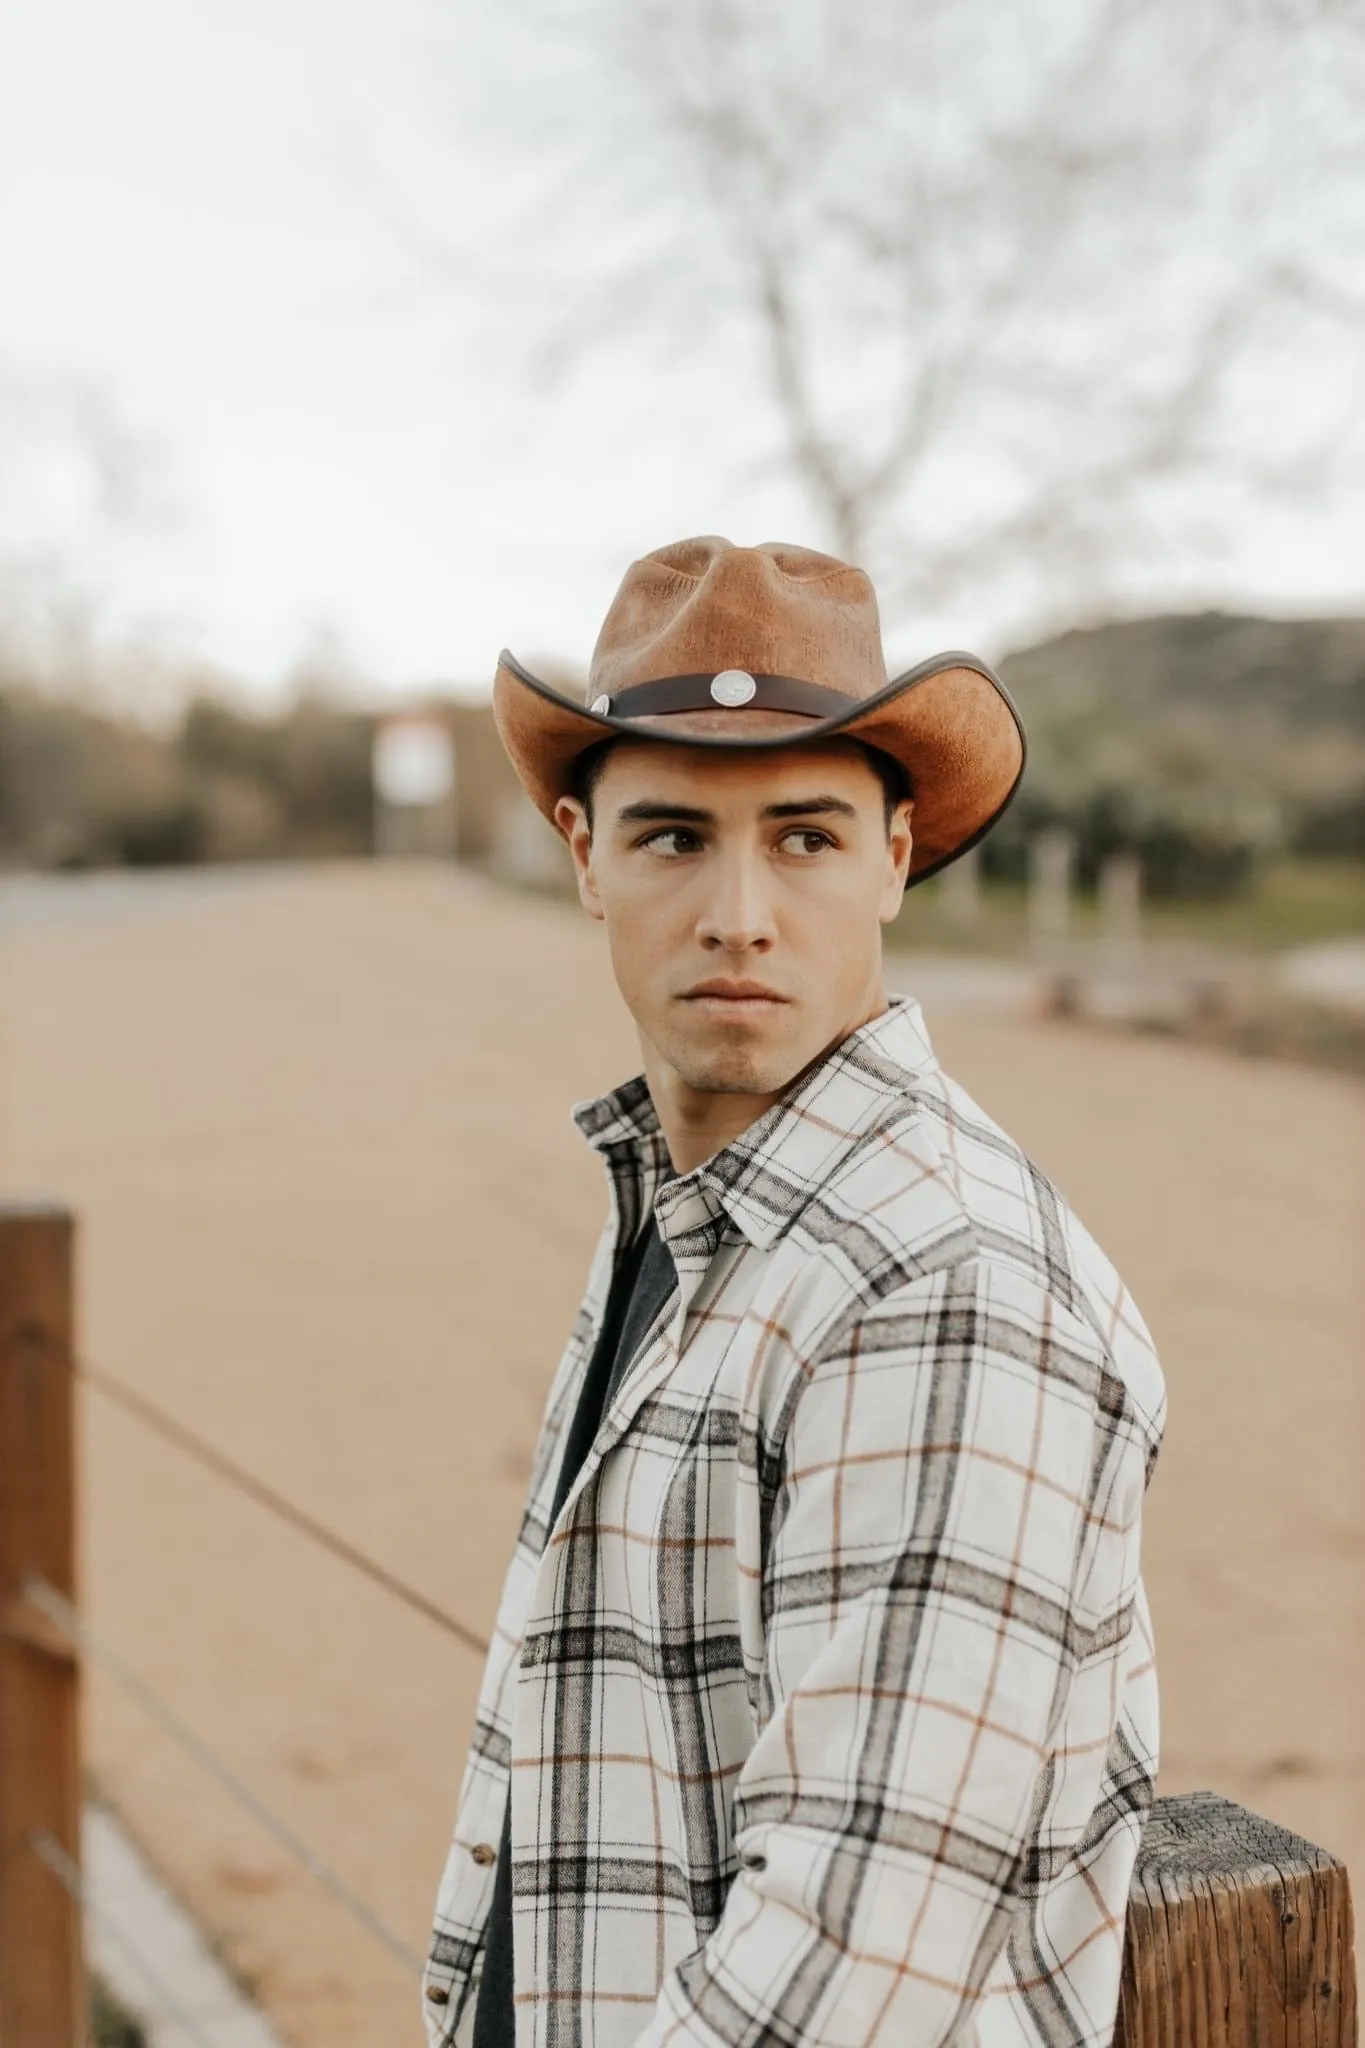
[0,1206,82,2048]
[1116,1789,1357,2048]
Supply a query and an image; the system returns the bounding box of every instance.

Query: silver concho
[710,669,757,707]
[589,693,612,715]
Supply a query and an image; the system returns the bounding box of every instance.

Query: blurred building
[374,702,571,892]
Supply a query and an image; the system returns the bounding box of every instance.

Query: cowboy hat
[491,535,1026,886]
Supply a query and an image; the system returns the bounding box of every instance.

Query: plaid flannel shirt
[425,994,1166,2048]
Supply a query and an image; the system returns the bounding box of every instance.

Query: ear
[553,795,605,921]
[878,799,914,924]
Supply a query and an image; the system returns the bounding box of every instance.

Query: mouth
[679,980,790,1013]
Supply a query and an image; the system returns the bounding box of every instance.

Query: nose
[695,840,778,954]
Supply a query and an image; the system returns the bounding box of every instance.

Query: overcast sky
[3,0,1364,709]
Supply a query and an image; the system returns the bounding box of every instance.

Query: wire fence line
[74,1354,490,1659]
[29,1827,221,2048]
[25,1577,427,1978]
[6,1218,468,2036]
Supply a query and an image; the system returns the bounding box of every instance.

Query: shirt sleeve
[629,1256,1143,2048]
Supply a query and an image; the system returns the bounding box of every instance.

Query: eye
[639,826,703,857]
[778,827,835,857]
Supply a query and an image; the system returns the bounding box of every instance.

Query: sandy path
[1,862,1360,2046]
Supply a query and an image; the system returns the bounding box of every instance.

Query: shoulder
[783,1062,1167,1486]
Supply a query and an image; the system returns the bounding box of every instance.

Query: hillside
[985,610,1365,882]
[999,610,1365,735]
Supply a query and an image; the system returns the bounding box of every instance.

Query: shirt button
[426,1984,450,2005]
[469,1842,497,1866]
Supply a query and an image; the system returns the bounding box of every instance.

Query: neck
[640,986,891,1176]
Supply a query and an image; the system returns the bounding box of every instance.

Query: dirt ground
[1,861,1361,2048]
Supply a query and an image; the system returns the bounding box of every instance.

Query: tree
[431,0,1365,636]
[0,364,171,700]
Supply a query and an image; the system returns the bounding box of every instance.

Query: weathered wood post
[1116,1790,1357,2048]
[939,842,982,928]
[1028,826,1075,953]
[0,1206,83,2048]
[1099,851,1143,969]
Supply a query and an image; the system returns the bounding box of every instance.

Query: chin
[664,1022,807,1099]
[675,1053,794,1097]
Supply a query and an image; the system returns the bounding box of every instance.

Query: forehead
[592,736,885,811]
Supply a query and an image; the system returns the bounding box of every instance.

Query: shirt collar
[571,994,941,1254]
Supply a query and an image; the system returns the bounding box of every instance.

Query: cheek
[777,860,883,935]
[598,874,689,991]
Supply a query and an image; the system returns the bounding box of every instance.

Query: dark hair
[570,736,912,834]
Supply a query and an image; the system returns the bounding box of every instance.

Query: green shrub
[982,782,1274,900]
[1289,784,1365,860]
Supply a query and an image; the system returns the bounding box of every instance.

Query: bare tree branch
[425,0,1365,629]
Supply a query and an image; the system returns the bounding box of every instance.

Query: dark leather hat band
[592,671,858,721]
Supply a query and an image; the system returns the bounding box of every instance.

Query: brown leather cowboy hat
[492,535,1026,886]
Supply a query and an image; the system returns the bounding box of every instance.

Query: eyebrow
[613,795,860,825]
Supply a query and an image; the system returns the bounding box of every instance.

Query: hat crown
[587,535,887,703]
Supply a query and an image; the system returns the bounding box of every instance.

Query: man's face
[554,739,913,1102]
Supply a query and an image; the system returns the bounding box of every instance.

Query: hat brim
[491,647,1026,887]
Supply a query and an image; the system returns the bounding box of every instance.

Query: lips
[680,981,788,1003]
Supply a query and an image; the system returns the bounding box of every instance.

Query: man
[424,538,1167,2048]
